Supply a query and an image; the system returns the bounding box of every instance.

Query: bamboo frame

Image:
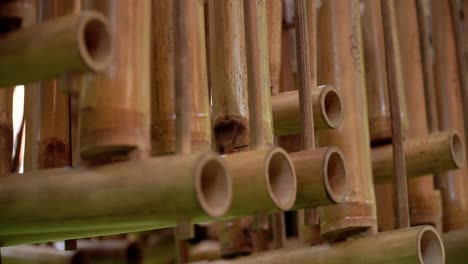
[0,11,111,87]
[80,0,150,160]
[372,131,464,183]
[189,226,444,264]
[431,0,468,231]
[316,0,377,240]
[0,151,231,238]
[272,85,344,135]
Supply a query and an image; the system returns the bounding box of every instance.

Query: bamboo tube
[431,0,468,230]
[80,0,150,160]
[0,151,231,236]
[266,0,282,95]
[361,0,408,145]
[316,0,377,240]
[0,11,111,87]
[443,228,468,263]
[151,0,211,155]
[372,131,464,183]
[394,0,442,228]
[272,86,344,135]
[0,89,13,175]
[291,147,347,209]
[190,226,444,264]
[209,0,250,154]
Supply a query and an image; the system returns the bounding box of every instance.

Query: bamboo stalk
[443,227,468,264]
[395,0,442,229]
[291,147,347,209]
[190,226,444,264]
[316,0,377,241]
[80,0,150,160]
[0,11,111,87]
[272,86,344,135]
[0,151,231,237]
[266,0,282,95]
[372,131,465,183]
[431,0,468,231]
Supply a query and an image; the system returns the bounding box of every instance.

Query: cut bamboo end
[223,147,296,216]
[418,226,445,264]
[291,147,347,209]
[449,130,464,168]
[196,154,232,218]
[77,11,112,73]
[318,85,343,129]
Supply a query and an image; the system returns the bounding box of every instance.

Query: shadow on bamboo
[189,226,444,264]
[0,11,111,86]
[272,85,344,135]
[373,130,465,183]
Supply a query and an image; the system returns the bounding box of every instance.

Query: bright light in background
[13,85,24,173]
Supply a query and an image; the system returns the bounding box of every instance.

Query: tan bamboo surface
[209,0,250,154]
[0,151,231,238]
[80,0,150,160]
[443,227,468,263]
[361,0,408,145]
[0,89,13,176]
[431,0,468,231]
[266,0,282,95]
[189,226,444,264]
[0,11,111,87]
[152,0,211,156]
[272,86,344,135]
[394,0,442,229]
[291,147,347,209]
[372,131,465,183]
[316,0,377,240]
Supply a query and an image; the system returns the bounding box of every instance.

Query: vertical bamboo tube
[266,0,282,95]
[209,0,249,154]
[316,0,377,240]
[80,0,150,161]
[395,0,442,229]
[431,0,468,231]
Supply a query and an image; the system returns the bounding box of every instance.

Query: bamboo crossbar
[0,11,111,86]
[272,85,344,135]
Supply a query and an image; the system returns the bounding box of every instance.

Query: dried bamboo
[272,86,344,135]
[431,0,468,230]
[0,11,111,87]
[395,0,442,229]
[209,0,249,153]
[316,0,377,240]
[372,131,464,182]
[80,0,150,160]
[361,0,408,144]
[190,226,444,264]
[0,89,13,176]
[291,147,347,209]
[0,151,231,237]
[266,0,282,95]
[443,228,468,264]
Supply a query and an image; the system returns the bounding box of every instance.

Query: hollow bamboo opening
[266,149,296,210]
[196,156,232,218]
[78,14,112,72]
[450,131,464,168]
[324,149,347,203]
[418,227,444,264]
[320,86,343,129]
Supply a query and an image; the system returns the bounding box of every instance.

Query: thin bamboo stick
[443,227,468,264]
[190,226,444,264]
[80,0,150,160]
[395,0,442,229]
[372,131,465,183]
[431,0,468,230]
[0,151,231,237]
[0,11,111,87]
[266,0,282,95]
[316,0,377,241]
[272,86,343,135]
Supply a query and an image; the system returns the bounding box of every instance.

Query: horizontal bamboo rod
[0,11,111,86]
[443,228,468,264]
[291,147,347,209]
[372,130,464,183]
[190,226,444,264]
[272,85,343,135]
[0,151,231,236]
